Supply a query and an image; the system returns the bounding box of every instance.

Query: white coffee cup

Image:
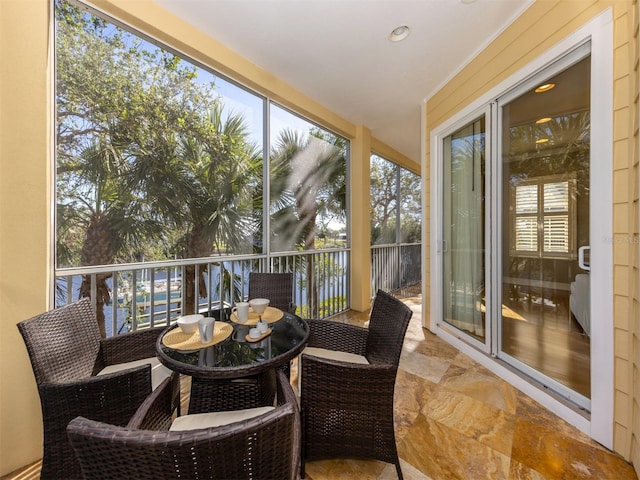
[233,302,250,323]
[198,317,214,343]
[249,327,261,338]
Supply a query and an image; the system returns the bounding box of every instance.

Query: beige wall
[0,0,415,474]
[0,0,52,473]
[423,0,638,470]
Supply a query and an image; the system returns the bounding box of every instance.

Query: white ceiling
[153,0,532,165]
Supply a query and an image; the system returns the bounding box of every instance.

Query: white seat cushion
[302,347,369,365]
[97,357,172,391]
[299,347,369,392]
[169,406,275,431]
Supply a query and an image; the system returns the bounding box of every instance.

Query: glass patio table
[156,308,309,414]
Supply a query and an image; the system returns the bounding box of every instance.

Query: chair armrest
[300,354,397,403]
[127,377,173,431]
[306,319,368,356]
[275,370,297,408]
[274,368,301,476]
[99,325,166,366]
[39,365,152,432]
[68,403,300,480]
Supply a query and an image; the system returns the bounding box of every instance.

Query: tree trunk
[183,264,208,315]
[79,273,111,338]
[79,213,114,338]
[183,225,212,314]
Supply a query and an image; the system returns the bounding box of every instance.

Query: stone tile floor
[300,292,637,480]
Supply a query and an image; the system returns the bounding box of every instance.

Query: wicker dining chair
[17,297,180,480]
[67,369,301,480]
[248,272,296,313]
[299,289,412,479]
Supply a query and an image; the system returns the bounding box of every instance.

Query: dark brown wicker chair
[248,272,296,313]
[17,297,180,480]
[299,289,412,479]
[67,369,301,480]
[247,271,297,379]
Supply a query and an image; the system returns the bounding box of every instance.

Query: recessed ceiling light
[389,25,410,42]
[536,117,552,124]
[536,138,550,144]
[535,83,556,93]
[461,0,477,4]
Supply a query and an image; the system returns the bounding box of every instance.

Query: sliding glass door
[497,53,591,407]
[439,47,592,409]
[442,118,487,346]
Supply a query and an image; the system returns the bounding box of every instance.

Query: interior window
[511,175,576,257]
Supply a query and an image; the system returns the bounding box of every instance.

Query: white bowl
[249,298,270,315]
[249,327,262,338]
[177,314,203,334]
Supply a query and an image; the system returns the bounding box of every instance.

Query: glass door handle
[578,246,590,271]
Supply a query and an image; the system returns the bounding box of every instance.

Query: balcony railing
[56,250,350,337]
[55,243,421,338]
[371,243,421,293]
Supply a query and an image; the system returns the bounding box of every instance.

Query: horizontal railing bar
[55,247,352,277]
[55,254,268,276]
[371,243,421,249]
[55,243,419,337]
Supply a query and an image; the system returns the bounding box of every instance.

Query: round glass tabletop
[156,309,309,380]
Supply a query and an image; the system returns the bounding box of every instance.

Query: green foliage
[54,1,352,321]
[269,128,347,252]
[297,295,347,319]
[370,155,421,245]
[55,0,258,268]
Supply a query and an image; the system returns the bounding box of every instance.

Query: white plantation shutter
[514,184,538,251]
[515,217,537,251]
[513,177,573,257]
[543,182,569,253]
[543,182,569,212]
[543,215,569,252]
[515,185,537,214]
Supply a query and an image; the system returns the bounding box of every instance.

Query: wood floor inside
[501,296,591,398]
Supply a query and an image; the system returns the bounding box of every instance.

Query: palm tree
[175,105,262,313]
[56,1,256,328]
[57,140,164,337]
[269,128,347,317]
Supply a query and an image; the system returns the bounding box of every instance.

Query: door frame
[426,8,613,448]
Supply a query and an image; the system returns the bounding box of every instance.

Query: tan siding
[616,138,633,169]
[630,0,639,473]
[616,294,632,329]
[424,0,638,463]
[613,0,637,462]
[614,105,631,141]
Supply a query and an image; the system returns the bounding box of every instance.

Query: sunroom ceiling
[153,0,532,166]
